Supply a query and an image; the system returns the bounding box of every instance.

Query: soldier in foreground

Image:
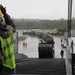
[0,4,16,75]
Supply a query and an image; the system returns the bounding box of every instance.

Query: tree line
[13,18,75,29]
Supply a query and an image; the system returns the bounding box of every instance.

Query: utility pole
[67,0,72,37]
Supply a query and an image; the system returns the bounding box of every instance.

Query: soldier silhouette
[60,50,64,58]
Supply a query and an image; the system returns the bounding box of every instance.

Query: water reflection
[18,36,40,58]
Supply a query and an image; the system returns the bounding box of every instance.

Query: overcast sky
[0,0,68,20]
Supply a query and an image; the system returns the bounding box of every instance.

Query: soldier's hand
[0,4,3,10]
[0,4,6,15]
[1,7,6,15]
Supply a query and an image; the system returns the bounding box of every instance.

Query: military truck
[38,34,55,58]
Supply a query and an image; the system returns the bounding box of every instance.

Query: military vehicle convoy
[23,31,55,58]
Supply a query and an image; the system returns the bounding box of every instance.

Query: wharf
[14,53,66,75]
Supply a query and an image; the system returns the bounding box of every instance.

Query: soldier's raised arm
[0,4,16,32]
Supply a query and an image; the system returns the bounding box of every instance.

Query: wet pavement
[16,58,66,75]
[15,30,66,75]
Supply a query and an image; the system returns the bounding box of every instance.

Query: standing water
[18,36,40,58]
[17,30,66,58]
